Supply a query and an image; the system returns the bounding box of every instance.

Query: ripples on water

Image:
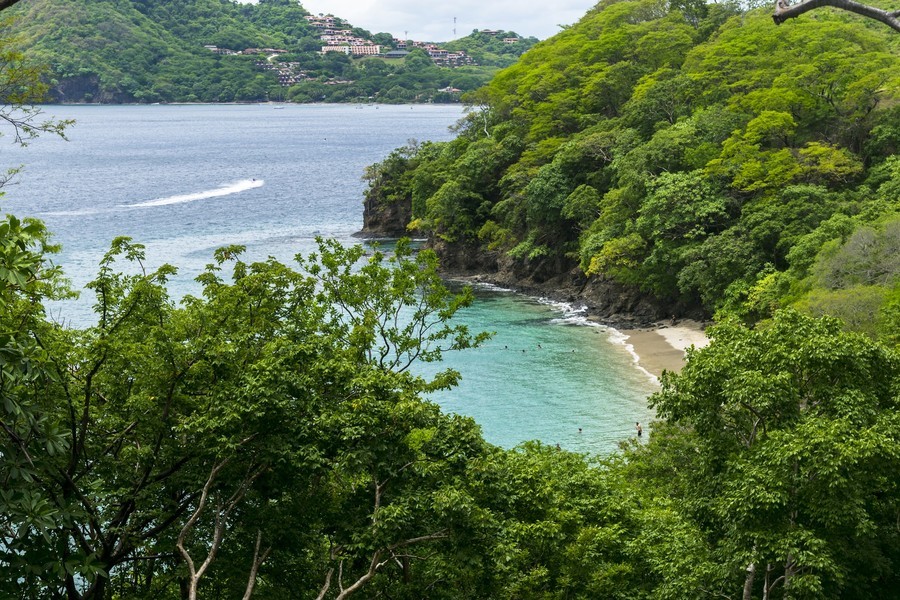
[4,104,658,455]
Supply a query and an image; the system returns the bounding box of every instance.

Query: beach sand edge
[623,320,710,379]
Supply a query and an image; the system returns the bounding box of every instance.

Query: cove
[4,103,658,454]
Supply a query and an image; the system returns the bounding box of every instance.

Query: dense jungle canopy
[366,0,900,340]
[1,0,900,598]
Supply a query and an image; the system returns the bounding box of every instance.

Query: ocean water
[2,104,657,455]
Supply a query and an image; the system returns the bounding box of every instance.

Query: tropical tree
[649,310,900,599]
[0,23,76,594]
[0,233,491,598]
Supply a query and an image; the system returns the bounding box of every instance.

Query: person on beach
[636,422,642,437]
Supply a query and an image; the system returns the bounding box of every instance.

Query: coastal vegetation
[364,0,900,341]
[3,210,899,598]
[1,0,900,598]
[3,0,536,104]
[4,198,899,599]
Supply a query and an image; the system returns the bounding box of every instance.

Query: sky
[247,1,599,41]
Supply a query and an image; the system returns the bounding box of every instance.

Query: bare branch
[315,567,335,600]
[177,457,265,600]
[321,531,450,600]
[773,0,900,32]
[333,551,389,600]
[177,459,230,598]
[386,531,449,552]
[242,530,272,600]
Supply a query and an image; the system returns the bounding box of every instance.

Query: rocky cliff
[358,187,414,239]
[360,182,699,326]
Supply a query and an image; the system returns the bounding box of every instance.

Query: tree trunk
[242,530,272,600]
[79,576,107,600]
[743,562,756,600]
[784,552,795,592]
[401,555,411,583]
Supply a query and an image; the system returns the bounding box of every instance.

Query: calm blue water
[2,104,657,454]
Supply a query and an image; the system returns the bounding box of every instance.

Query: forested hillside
[4,0,532,103]
[3,0,900,598]
[365,0,900,338]
[443,29,540,68]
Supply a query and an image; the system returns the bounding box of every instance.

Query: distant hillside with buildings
[6,0,537,104]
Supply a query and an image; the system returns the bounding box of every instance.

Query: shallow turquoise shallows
[4,104,658,455]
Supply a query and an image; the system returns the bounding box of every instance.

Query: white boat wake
[123,179,264,208]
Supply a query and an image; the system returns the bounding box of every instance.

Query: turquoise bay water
[4,104,657,455]
[422,288,657,452]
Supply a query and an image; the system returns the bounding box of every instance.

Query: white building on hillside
[350,44,381,56]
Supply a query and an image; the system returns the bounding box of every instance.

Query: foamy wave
[123,179,264,208]
[538,298,604,328]
[537,297,660,384]
[605,327,630,346]
[549,315,588,326]
[473,282,514,293]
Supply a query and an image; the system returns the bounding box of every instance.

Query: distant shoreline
[37,100,466,107]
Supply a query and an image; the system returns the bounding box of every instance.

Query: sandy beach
[623,320,709,379]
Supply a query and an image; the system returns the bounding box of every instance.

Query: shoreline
[618,320,709,380]
[441,272,711,381]
[41,100,465,107]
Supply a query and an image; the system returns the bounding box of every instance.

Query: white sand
[655,320,710,353]
[622,319,709,379]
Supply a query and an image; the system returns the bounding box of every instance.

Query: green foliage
[299,238,491,384]
[647,310,900,598]
[676,226,766,309]
[14,229,897,598]
[7,0,900,597]
[8,0,295,102]
[0,216,80,595]
[561,184,601,228]
[442,30,539,68]
[812,218,900,290]
[1,231,496,598]
[586,232,646,284]
[0,56,76,591]
[802,285,889,337]
[364,0,900,336]
[0,21,73,151]
[637,170,730,242]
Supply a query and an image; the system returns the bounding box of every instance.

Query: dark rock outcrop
[357,195,705,325]
[432,239,697,326]
[49,75,134,104]
[357,192,413,239]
